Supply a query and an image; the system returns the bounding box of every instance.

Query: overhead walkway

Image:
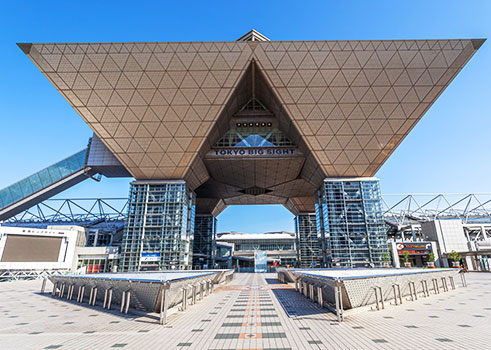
[0,149,97,221]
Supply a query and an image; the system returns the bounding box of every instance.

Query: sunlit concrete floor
[1,272,490,349]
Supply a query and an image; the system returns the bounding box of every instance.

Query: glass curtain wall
[119,181,195,272]
[317,178,389,268]
[192,214,217,269]
[295,213,319,268]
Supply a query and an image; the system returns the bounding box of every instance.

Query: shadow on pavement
[271,288,330,318]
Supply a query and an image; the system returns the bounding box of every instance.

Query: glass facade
[233,240,295,252]
[317,178,389,268]
[0,149,87,209]
[119,181,195,272]
[295,214,319,268]
[215,127,295,148]
[192,214,217,269]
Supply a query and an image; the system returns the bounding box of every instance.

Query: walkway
[1,273,491,349]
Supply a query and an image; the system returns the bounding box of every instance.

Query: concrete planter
[404,262,411,268]
[427,261,435,268]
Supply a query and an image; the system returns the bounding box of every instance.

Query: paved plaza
[1,272,491,349]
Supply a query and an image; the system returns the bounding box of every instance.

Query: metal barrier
[441,277,449,292]
[460,272,467,287]
[317,286,323,306]
[372,286,384,311]
[420,280,429,297]
[309,283,315,301]
[159,287,169,325]
[432,278,440,294]
[407,281,418,301]
[392,284,402,305]
[449,276,456,290]
[103,288,113,309]
[334,279,344,322]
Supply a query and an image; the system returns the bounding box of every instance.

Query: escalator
[0,149,98,221]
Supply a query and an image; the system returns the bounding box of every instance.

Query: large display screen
[1,234,62,262]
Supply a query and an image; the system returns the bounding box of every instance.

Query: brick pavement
[0,272,490,349]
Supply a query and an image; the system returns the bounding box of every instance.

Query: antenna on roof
[237,29,270,42]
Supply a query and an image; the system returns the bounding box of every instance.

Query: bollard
[52,282,57,296]
[41,278,47,294]
[60,283,65,298]
[89,287,94,305]
[309,283,315,301]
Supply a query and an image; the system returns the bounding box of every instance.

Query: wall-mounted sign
[207,148,301,158]
[141,252,160,262]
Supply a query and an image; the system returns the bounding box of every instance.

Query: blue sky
[0,1,490,233]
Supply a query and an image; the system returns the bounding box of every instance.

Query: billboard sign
[396,242,432,255]
[254,251,267,273]
[141,252,161,262]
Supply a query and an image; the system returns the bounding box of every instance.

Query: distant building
[217,231,297,269]
[0,224,120,281]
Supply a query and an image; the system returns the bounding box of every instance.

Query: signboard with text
[141,252,161,262]
[396,242,432,256]
[207,148,301,158]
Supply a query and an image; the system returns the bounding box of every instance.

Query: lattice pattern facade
[317,178,389,268]
[119,181,195,271]
[19,37,483,215]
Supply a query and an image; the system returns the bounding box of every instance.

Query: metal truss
[0,269,64,283]
[382,193,491,228]
[4,193,491,231]
[3,198,128,225]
